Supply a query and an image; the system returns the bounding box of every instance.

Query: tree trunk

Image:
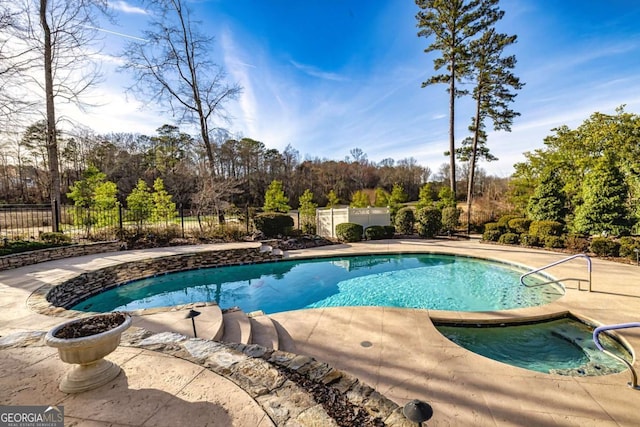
[449,61,456,200]
[40,0,61,232]
[467,92,482,235]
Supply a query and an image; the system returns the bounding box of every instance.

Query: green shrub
[589,237,620,257]
[482,230,502,242]
[335,222,363,242]
[507,218,532,234]
[498,232,520,245]
[383,225,396,238]
[441,206,461,235]
[0,240,56,256]
[520,234,540,247]
[484,222,503,232]
[39,232,71,245]
[529,220,564,238]
[415,206,441,238]
[565,234,590,252]
[619,236,640,259]
[544,235,566,249]
[498,215,522,231]
[365,225,387,240]
[254,213,294,238]
[394,207,415,235]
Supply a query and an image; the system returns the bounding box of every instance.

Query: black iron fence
[0,204,262,242]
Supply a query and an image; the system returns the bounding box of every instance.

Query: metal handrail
[593,323,640,389]
[520,253,592,291]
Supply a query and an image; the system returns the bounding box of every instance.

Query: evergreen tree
[573,154,631,236]
[263,180,290,213]
[416,183,434,210]
[463,24,522,234]
[298,189,318,234]
[127,179,154,230]
[416,0,502,199]
[350,190,370,208]
[436,187,456,210]
[326,190,340,208]
[388,183,408,218]
[67,166,119,233]
[374,187,390,207]
[526,169,567,222]
[152,178,177,224]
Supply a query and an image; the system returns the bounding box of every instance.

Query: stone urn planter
[45,312,132,393]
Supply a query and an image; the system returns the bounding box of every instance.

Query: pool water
[72,254,563,314]
[436,317,631,375]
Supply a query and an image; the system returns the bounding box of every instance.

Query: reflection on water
[73,254,563,314]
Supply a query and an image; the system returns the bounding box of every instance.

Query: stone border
[0,241,124,271]
[0,328,414,427]
[27,247,283,317]
[121,328,413,426]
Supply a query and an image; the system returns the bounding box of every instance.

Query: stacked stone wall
[45,248,281,309]
[0,241,123,271]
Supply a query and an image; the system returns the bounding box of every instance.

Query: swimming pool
[436,317,632,375]
[72,253,563,314]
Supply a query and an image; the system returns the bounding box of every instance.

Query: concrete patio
[1,239,640,425]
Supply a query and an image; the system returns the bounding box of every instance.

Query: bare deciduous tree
[122,0,242,172]
[5,0,110,229]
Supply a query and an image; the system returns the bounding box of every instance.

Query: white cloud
[290,61,347,82]
[111,1,148,15]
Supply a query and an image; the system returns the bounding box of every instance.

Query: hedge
[416,206,441,238]
[395,207,415,235]
[590,237,620,257]
[254,213,294,237]
[507,218,532,234]
[498,232,520,245]
[529,220,564,238]
[336,222,363,242]
[482,230,502,242]
[363,225,394,240]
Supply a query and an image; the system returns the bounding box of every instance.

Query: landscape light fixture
[184,309,201,338]
[402,399,433,426]
[634,248,639,266]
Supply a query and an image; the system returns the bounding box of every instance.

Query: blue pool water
[436,317,631,375]
[72,254,563,314]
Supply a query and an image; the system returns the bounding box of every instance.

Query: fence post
[118,203,124,234]
[180,203,185,238]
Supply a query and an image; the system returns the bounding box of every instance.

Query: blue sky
[73,0,640,177]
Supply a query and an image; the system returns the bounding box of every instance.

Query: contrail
[83,25,148,42]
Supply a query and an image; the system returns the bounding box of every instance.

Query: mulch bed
[54,312,126,339]
[275,365,385,427]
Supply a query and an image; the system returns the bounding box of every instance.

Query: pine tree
[127,179,154,230]
[350,190,370,208]
[416,183,434,210]
[152,178,177,224]
[374,188,390,207]
[416,0,503,199]
[326,190,340,208]
[263,180,290,213]
[464,26,523,232]
[298,189,318,234]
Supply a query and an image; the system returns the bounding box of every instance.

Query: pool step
[131,304,224,340]
[220,309,252,344]
[248,312,279,350]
